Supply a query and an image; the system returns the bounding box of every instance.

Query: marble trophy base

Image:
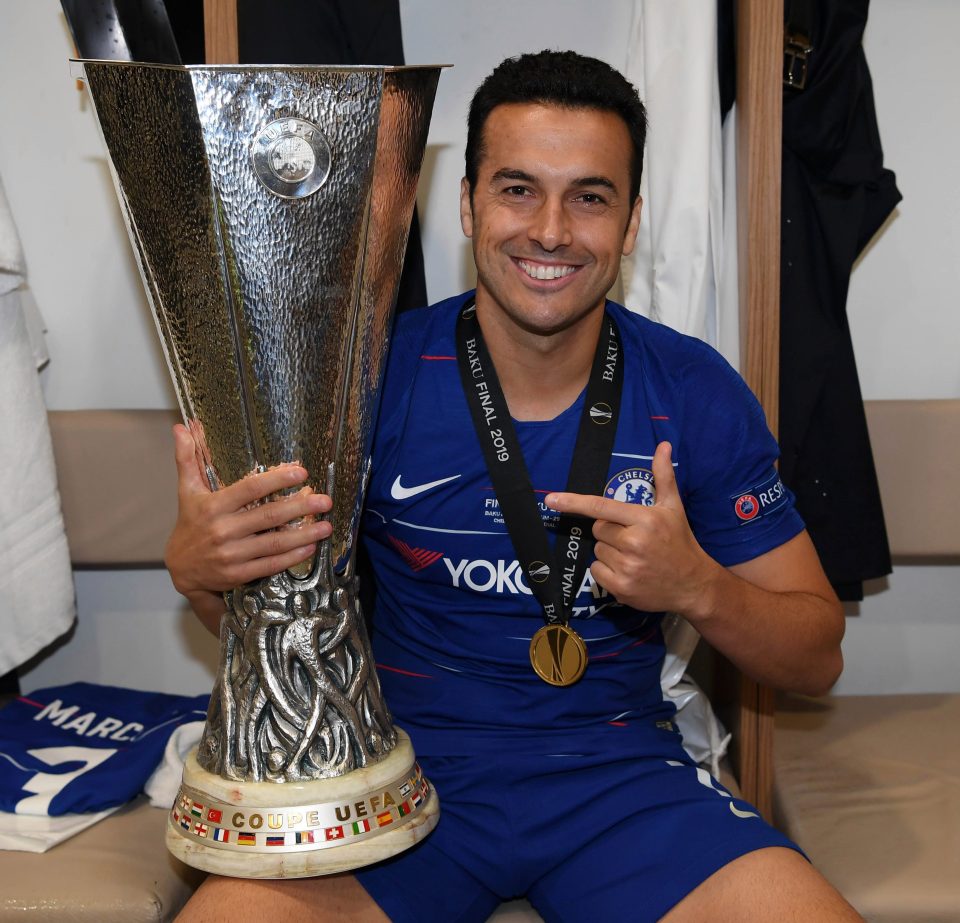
[166,729,439,879]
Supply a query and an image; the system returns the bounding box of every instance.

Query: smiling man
[167,51,862,922]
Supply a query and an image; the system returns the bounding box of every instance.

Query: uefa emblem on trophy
[77,59,444,878]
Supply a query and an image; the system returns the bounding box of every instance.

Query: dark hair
[466,50,648,202]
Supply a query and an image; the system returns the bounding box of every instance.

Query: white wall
[832,0,960,694]
[2,0,957,697]
[0,0,194,695]
[847,1,960,401]
[0,3,175,410]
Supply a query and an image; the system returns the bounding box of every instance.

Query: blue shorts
[355,743,801,922]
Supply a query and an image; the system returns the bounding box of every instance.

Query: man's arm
[545,441,844,696]
[164,424,333,636]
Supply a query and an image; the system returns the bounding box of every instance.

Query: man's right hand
[164,425,332,622]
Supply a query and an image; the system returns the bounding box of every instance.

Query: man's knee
[662,847,863,923]
[176,872,388,923]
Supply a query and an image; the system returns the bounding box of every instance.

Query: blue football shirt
[362,292,803,757]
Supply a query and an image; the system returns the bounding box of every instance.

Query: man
[167,51,861,922]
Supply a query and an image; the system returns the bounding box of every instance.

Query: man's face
[460,102,642,339]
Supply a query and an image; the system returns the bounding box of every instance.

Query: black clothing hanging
[779,0,900,600]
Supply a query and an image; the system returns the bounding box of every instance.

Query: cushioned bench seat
[0,797,203,922]
[774,693,960,922]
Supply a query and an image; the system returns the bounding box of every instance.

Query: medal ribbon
[455,298,624,629]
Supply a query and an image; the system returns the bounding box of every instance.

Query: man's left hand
[545,441,720,617]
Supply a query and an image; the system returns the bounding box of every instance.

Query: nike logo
[390,473,461,500]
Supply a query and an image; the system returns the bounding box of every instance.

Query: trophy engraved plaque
[77,59,445,878]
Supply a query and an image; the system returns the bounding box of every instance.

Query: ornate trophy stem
[77,59,446,877]
[203,520,395,784]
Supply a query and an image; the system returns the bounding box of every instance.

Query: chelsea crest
[605,467,656,506]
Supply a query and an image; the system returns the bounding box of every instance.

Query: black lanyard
[455,298,623,628]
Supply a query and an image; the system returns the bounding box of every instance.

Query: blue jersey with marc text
[362,292,803,757]
[0,683,209,815]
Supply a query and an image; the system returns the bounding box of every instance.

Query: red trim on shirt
[591,629,658,661]
[376,664,434,679]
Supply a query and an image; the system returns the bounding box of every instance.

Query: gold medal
[529,624,588,687]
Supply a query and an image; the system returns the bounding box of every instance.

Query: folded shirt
[0,682,208,816]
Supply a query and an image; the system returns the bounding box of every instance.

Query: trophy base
[166,729,439,879]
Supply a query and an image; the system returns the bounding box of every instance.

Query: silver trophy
[77,59,444,878]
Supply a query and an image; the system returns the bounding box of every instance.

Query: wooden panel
[737,0,783,420]
[203,0,239,64]
[734,0,783,818]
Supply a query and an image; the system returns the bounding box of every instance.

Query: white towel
[621,5,735,773]
[0,174,75,674]
[0,804,121,854]
[0,175,25,288]
[144,720,205,809]
[621,0,734,356]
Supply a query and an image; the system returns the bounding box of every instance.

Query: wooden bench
[773,399,960,922]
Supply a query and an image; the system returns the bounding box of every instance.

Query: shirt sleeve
[678,343,806,567]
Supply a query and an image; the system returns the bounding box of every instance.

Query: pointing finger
[544,490,645,526]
